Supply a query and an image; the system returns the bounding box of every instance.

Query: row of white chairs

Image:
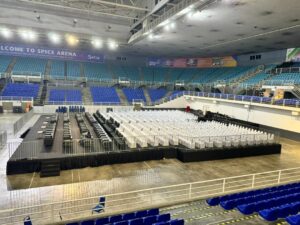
[108,110,275,149]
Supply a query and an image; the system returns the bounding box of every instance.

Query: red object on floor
[185,106,191,112]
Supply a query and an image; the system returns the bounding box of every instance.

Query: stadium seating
[65,208,184,225]
[241,73,270,86]
[0,55,12,73]
[13,57,47,74]
[83,62,112,80]
[206,182,300,223]
[90,86,120,104]
[168,90,184,101]
[122,66,140,81]
[275,99,300,107]
[148,88,167,102]
[67,61,81,78]
[266,73,300,84]
[49,89,82,103]
[122,88,146,103]
[50,60,65,78]
[1,83,40,98]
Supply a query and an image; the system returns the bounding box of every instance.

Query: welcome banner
[148,56,237,68]
[0,43,104,63]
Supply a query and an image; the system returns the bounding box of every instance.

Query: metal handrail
[1,166,300,225]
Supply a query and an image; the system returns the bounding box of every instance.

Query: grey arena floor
[0,113,300,224]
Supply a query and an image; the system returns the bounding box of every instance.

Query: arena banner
[0,43,104,63]
[286,48,300,62]
[148,56,237,68]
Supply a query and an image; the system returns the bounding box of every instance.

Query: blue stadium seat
[148,89,167,102]
[114,221,129,225]
[286,214,300,225]
[109,215,122,223]
[1,83,40,98]
[95,217,109,225]
[92,197,106,214]
[147,208,159,216]
[122,88,146,103]
[129,218,143,225]
[157,214,171,222]
[81,220,94,225]
[122,212,135,220]
[90,87,120,104]
[144,215,157,225]
[135,210,148,218]
[13,57,47,74]
[0,55,12,72]
[170,219,184,225]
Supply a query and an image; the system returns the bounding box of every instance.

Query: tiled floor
[0,113,300,224]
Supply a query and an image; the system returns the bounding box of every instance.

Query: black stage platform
[7,114,282,175]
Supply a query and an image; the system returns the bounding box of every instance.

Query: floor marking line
[77,170,81,182]
[144,161,152,169]
[29,172,36,188]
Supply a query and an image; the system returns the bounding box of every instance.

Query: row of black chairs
[44,114,58,146]
[95,111,126,150]
[85,112,112,150]
[63,114,72,151]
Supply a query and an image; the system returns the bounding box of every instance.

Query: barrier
[13,110,34,135]
[153,91,300,108]
[1,166,300,225]
[0,96,33,102]
[0,130,7,150]
[7,132,278,161]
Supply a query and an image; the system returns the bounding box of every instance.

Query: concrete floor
[0,113,300,224]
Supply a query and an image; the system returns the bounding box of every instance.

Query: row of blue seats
[207,182,300,223]
[148,88,167,102]
[49,89,82,102]
[66,208,184,225]
[1,83,40,98]
[122,88,146,103]
[207,182,300,206]
[287,213,300,225]
[260,201,300,221]
[275,99,300,106]
[90,87,120,103]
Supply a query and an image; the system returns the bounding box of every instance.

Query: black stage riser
[6,144,281,175]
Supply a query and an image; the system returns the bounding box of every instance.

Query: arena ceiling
[0,0,299,57]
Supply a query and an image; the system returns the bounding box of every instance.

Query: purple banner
[0,43,104,63]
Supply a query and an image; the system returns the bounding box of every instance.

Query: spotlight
[36,14,41,21]
[108,40,118,50]
[91,38,103,49]
[48,32,61,44]
[0,27,13,39]
[73,19,78,24]
[148,33,154,40]
[164,24,170,31]
[170,22,176,29]
[18,29,37,42]
[66,34,79,46]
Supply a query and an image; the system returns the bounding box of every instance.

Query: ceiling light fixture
[91,38,103,49]
[48,32,61,44]
[66,34,79,46]
[18,29,37,42]
[0,27,13,39]
[108,40,118,50]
